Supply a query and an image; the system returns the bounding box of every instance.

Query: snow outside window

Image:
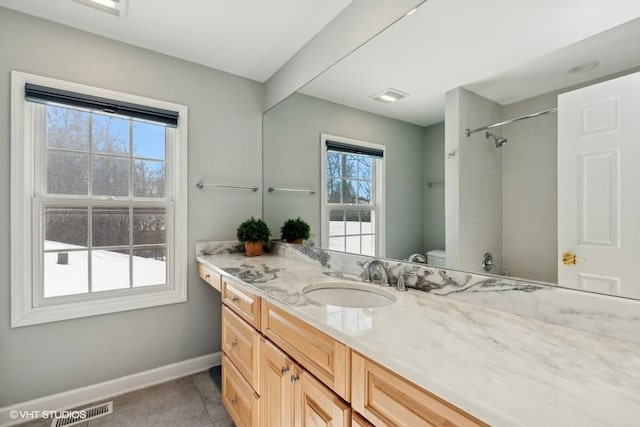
[320,134,385,257]
[11,72,188,327]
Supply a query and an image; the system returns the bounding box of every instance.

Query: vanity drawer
[352,352,488,427]
[198,263,221,292]
[260,300,350,401]
[222,306,260,392]
[222,277,261,329]
[222,354,260,427]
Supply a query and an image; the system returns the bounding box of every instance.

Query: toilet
[426,249,446,267]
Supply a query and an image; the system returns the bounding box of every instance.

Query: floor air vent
[50,401,113,427]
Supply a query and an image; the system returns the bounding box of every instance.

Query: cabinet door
[222,355,260,427]
[222,306,260,391]
[294,368,350,427]
[260,339,294,427]
[352,412,374,427]
[261,300,350,401]
[352,352,487,427]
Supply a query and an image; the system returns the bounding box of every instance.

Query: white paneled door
[558,71,640,298]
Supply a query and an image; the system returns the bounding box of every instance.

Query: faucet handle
[397,272,415,292]
[357,260,372,282]
[396,275,406,292]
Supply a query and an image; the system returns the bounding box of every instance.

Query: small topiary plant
[236,217,270,256]
[237,217,270,242]
[280,217,310,244]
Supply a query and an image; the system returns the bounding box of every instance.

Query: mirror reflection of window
[321,135,385,256]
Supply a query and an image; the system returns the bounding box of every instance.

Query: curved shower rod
[465,107,557,137]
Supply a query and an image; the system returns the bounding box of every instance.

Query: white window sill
[11,286,187,327]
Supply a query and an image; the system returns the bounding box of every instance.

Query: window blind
[25,83,179,128]
[325,140,384,158]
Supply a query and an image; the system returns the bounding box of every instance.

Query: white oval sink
[302,281,396,308]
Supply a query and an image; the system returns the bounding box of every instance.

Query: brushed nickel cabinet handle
[281,366,289,375]
[290,374,299,384]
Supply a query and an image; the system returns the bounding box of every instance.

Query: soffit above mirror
[300,0,640,126]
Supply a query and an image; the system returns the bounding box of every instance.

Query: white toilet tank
[426,249,446,267]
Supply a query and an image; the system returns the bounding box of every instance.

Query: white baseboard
[0,352,222,427]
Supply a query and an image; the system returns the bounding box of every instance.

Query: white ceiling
[300,0,640,126]
[0,0,353,82]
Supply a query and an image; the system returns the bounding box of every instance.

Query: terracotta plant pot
[286,238,304,245]
[244,241,263,256]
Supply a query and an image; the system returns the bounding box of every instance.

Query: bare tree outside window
[43,104,168,297]
[326,150,376,255]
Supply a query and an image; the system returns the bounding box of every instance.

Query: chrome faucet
[358,259,390,287]
[407,253,426,263]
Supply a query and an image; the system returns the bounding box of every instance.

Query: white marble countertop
[198,252,640,427]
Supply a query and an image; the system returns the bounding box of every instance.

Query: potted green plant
[236,217,270,256]
[280,217,310,244]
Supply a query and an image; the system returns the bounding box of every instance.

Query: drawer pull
[281,366,289,375]
[231,296,239,302]
[205,273,211,279]
[290,374,299,384]
[231,397,238,406]
[231,341,238,348]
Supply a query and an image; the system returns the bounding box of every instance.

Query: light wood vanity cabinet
[261,338,351,427]
[352,352,488,427]
[222,306,260,391]
[260,338,295,426]
[261,300,351,401]
[199,263,488,427]
[221,355,260,427]
[217,273,349,427]
[222,276,261,329]
[295,368,351,426]
[352,412,374,427]
[198,263,221,292]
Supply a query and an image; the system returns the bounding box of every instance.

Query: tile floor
[16,369,232,427]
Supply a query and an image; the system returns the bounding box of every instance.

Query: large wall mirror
[263,0,640,300]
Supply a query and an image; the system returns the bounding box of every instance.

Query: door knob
[562,252,586,266]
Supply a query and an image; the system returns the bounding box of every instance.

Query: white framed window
[320,134,385,256]
[11,71,188,327]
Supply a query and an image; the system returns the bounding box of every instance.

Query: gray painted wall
[502,93,558,282]
[446,88,503,274]
[0,8,263,406]
[423,122,445,253]
[263,93,425,260]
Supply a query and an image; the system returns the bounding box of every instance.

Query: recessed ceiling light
[372,88,409,104]
[568,60,600,74]
[71,0,128,18]
[406,8,418,16]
